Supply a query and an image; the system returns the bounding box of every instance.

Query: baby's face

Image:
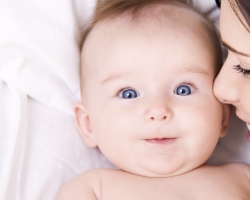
[78,8,227,177]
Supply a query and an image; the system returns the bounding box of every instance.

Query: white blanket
[0,1,113,199]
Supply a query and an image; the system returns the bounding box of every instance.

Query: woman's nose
[214,59,240,104]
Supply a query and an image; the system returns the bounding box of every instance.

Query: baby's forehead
[82,4,210,66]
[87,4,205,40]
[80,3,220,93]
[85,5,206,54]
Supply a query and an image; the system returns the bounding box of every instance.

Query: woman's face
[214,0,250,129]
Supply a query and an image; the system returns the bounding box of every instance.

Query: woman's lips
[145,138,176,144]
[246,124,250,143]
[247,123,250,131]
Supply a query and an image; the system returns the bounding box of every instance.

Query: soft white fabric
[0,0,83,115]
[0,1,113,199]
[0,81,113,200]
[0,0,249,199]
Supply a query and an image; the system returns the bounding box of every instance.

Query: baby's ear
[220,104,233,138]
[74,102,97,148]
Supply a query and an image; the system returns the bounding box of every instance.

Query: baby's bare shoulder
[202,163,250,186]
[220,163,250,177]
[55,169,109,200]
[218,162,250,172]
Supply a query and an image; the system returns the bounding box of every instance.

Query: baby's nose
[145,105,172,122]
[149,115,167,121]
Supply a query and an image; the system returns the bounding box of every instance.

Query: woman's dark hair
[216,0,250,32]
[229,0,250,31]
[215,0,221,8]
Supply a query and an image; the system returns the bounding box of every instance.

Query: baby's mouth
[145,138,176,144]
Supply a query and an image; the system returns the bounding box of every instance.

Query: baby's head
[75,0,231,177]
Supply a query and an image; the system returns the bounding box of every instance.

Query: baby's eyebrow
[101,72,133,84]
[101,67,209,84]
[176,66,210,76]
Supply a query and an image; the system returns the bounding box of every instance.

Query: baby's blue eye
[120,89,138,99]
[175,85,191,96]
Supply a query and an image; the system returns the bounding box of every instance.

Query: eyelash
[179,81,198,90]
[233,65,250,76]
[115,86,132,96]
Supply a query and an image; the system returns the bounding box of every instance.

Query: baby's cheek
[242,89,250,114]
[92,107,125,132]
[183,99,222,135]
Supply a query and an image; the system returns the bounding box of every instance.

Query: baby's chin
[116,162,202,178]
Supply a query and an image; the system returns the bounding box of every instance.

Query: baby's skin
[58,165,250,200]
[57,1,250,199]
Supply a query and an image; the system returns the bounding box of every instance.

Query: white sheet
[0,1,113,199]
[0,0,249,199]
[0,0,81,115]
[0,81,113,200]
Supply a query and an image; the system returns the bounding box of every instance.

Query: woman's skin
[214,0,250,140]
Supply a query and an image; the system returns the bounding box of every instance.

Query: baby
[56,0,250,199]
